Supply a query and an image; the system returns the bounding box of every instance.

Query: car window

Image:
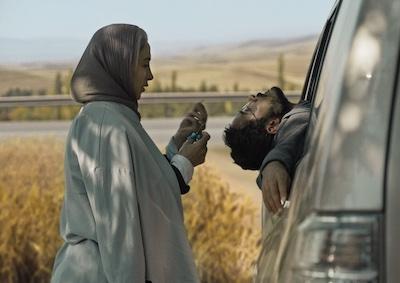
[303,0,360,153]
[303,0,400,210]
[301,1,340,102]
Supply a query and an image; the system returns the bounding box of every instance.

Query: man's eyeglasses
[239,102,257,121]
[239,90,271,119]
[238,89,274,124]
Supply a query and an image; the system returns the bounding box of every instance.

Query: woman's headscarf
[71,24,147,118]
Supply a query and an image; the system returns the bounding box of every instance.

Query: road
[0,117,231,147]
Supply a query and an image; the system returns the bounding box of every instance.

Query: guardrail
[0,91,301,108]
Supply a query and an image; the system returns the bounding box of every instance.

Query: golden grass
[183,166,260,283]
[0,137,64,283]
[0,68,71,96]
[148,38,316,91]
[0,137,260,283]
[149,58,307,92]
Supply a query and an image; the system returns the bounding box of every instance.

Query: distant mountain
[171,35,318,61]
[0,35,318,65]
[0,37,236,64]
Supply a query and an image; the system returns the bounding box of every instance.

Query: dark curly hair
[223,121,274,170]
[223,87,293,170]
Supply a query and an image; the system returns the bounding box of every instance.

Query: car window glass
[304,0,361,153]
[302,2,339,102]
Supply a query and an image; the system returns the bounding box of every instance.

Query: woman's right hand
[173,103,208,150]
[178,131,210,167]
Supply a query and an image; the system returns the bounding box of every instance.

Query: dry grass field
[0,36,317,96]
[0,137,260,283]
[151,37,316,91]
[0,67,72,96]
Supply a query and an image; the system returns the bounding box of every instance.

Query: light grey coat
[51,101,199,283]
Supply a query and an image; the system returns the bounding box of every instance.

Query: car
[255,0,400,282]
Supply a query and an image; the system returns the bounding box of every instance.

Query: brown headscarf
[71,24,147,118]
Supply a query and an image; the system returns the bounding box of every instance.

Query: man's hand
[261,161,291,214]
[174,103,208,150]
[178,132,210,167]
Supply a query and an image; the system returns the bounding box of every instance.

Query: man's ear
[265,118,280,134]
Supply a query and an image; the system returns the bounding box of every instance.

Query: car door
[280,0,400,282]
[256,0,400,282]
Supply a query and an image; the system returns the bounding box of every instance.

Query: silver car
[256,0,400,282]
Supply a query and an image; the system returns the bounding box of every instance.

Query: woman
[51,24,209,283]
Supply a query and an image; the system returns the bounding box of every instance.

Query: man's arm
[257,105,311,213]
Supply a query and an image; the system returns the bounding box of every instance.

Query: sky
[0,0,335,61]
[0,0,335,41]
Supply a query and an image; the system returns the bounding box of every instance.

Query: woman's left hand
[178,131,210,167]
[173,102,207,149]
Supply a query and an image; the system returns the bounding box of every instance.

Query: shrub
[184,166,260,283]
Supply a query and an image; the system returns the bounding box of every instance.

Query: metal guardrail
[0,91,301,108]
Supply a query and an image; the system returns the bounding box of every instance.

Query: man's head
[223,87,293,170]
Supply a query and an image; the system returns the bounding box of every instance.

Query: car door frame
[385,44,400,283]
[301,0,342,104]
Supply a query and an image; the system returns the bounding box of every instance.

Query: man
[223,87,310,214]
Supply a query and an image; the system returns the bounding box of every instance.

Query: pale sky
[0,0,335,42]
[0,0,336,62]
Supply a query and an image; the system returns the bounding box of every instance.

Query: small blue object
[187,132,202,142]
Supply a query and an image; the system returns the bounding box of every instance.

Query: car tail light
[291,214,381,282]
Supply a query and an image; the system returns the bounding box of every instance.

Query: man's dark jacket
[256,101,311,188]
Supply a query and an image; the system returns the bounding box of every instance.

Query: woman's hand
[174,103,208,150]
[178,132,210,167]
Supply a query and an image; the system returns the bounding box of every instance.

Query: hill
[0,35,317,96]
[150,35,317,92]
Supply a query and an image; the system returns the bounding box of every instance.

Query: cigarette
[283,201,290,208]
